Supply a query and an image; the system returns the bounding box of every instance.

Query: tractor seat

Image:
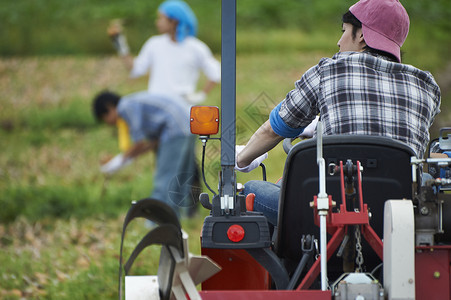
[274,135,417,276]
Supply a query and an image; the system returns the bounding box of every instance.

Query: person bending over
[93,90,197,216]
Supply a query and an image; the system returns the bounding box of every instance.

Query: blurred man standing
[108,0,221,105]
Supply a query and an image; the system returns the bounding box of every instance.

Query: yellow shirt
[117,118,131,152]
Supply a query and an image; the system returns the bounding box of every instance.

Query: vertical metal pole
[220,0,236,201]
[316,122,328,291]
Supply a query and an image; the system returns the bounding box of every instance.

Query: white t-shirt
[130,34,221,98]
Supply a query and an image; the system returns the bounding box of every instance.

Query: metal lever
[287,235,315,290]
[199,193,212,210]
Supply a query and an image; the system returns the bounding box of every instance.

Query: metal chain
[355,226,364,272]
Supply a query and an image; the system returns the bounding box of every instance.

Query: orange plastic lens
[190,106,219,135]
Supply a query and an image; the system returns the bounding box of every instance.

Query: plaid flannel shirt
[279,52,441,158]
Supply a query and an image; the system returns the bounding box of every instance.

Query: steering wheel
[283,137,314,154]
[282,137,298,154]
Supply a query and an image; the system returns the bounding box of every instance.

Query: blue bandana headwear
[158,0,198,42]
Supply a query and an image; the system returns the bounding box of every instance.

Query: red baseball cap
[350,0,409,62]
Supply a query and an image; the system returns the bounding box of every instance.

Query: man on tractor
[235,0,441,226]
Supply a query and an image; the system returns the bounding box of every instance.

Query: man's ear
[356,28,365,43]
[357,30,366,49]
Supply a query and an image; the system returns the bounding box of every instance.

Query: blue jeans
[243,180,281,226]
[151,135,196,217]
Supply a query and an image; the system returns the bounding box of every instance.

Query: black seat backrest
[275,135,416,263]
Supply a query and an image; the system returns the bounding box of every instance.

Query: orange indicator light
[190,106,219,135]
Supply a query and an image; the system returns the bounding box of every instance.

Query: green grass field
[1,29,450,298]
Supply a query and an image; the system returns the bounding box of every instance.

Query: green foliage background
[1,0,450,63]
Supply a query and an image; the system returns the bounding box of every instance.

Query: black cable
[202,143,217,196]
[260,163,267,181]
